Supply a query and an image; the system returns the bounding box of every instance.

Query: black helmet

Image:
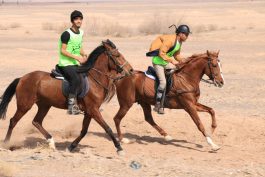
[176,25,191,35]
[70,10,83,22]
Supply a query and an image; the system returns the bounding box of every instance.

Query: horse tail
[0,78,20,119]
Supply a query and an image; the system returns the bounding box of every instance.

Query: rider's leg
[60,65,81,115]
[153,64,166,114]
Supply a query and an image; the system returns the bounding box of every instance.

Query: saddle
[144,66,173,94]
[50,65,89,98]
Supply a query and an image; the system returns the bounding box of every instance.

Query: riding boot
[153,88,165,114]
[67,94,80,115]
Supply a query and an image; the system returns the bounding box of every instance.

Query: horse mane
[76,39,117,103]
[77,45,106,73]
[77,39,117,73]
[176,52,208,71]
[190,53,207,59]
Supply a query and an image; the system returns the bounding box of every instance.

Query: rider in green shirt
[58,10,87,115]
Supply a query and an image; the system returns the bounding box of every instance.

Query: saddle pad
[144,71,156,80]
[62,77,89,98]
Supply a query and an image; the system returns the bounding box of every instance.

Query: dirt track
[0,1,265,177]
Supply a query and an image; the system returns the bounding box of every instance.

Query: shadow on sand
[89,131,205,152]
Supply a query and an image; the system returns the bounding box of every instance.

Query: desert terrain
[0,0,265,176]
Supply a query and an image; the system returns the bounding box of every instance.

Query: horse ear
[207,50,210,56]
[102,40,112,50]
[217,50,220,56]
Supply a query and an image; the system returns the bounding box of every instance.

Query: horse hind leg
[32,104,54,149]
[4,108,30,143]
[139,102,171,141]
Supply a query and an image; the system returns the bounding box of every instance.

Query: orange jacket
[149,34,181,62]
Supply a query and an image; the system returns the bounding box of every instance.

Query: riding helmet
[176,25,192,35]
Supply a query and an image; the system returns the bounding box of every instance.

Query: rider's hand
[171,60,179,65]
[76,56,87,64]
[83,54,88,59]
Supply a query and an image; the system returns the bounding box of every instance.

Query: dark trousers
[59,65,81,97]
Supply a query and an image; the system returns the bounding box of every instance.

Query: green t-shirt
[58,28,84,67]
[152,40,181,66]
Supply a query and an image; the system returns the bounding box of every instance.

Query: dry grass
[42,22,69,33]
[138,13,181,35]
[0,23,21,30]
[85,15,133,37]
[192,24,219,33]
[9,22,21,28]
[42,22,55,31]
[0,24,8,30]
[42,13,230,37]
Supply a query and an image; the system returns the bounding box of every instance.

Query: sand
[0,1,265,176]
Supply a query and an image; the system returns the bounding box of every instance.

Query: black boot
[67,94,80,115]
[153,89,165,114]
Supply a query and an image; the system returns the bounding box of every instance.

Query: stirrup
[153,102,160,112]
[153,102,165,114]
[67,104,80,115]
[157,108,165,114]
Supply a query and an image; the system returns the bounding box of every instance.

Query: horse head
[204,50,224,88]
[102,39,134,76]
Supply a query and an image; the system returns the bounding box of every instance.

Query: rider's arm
[61,44,82,62]
[159,40,174,63]
[80,47,87,58]
[173,50,183,62]
[60,31,84,63]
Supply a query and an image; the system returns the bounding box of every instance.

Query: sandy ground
[0,1,265,177]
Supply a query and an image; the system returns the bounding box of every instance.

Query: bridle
[88,46,131,91]
[201,56,220,86]
[105,49,130,74]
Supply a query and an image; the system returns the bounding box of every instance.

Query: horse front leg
[113,106,131,144]
[181,99,220,151]
[92,108,124,156]
[196,103,217,134]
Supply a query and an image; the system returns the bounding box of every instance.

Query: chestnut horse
[0,40,133,155]
[113,50,224,151]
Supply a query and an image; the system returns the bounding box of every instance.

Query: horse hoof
[117,150,125,156]
[47,138,56,150]
[67,145,75,152]
[212,145,221,151]
[49,144,56,150]
[164,135,173,141]
[121,138,130,144]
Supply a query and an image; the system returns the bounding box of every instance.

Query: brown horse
[0,40,133,155]
[113,50,224,151]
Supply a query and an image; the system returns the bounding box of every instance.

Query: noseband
[201,57,218,85]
